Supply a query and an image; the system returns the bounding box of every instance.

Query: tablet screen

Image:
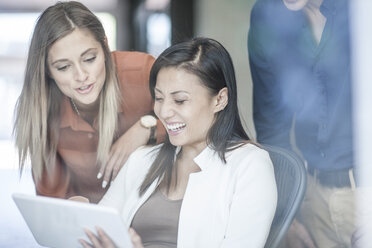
[12,193,132,248]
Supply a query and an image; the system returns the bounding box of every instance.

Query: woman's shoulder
[229,142,269,158]
[111,50,155,70]
[111,50,155,103]
[226,143,275,190]
[227,142,272,170]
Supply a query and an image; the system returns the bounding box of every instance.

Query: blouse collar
[59,96,96,132]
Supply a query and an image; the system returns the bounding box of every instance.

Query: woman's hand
[129,228,144,248]
[98,120,150,188]
[79,227,144,248]
[79,227,117,248]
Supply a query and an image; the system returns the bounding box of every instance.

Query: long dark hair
[139,37,250,195]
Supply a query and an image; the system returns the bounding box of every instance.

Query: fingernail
[97,172,102,179]
[102,180,107,188]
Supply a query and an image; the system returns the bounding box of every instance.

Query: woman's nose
[74,64,88,82]
[158,101,174,120]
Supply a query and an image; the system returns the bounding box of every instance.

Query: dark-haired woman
[82,37,277,248]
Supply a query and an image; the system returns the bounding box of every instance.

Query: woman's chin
[168,137,184,147]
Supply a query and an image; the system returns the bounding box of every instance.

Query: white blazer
[100,143,277,248]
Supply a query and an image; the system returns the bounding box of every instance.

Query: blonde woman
[13,1,163,203]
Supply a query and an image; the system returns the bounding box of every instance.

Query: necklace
[70,98,81,117]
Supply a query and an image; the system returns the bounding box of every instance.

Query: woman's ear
[214,87,228,113]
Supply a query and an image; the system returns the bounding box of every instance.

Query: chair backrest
[264,145,307,248]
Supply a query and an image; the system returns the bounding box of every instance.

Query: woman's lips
[76,83,93,94]
[166,123,186,136]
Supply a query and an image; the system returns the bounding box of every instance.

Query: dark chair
[264,145,307,248]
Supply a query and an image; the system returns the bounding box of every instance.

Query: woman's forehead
[48,28,100,60]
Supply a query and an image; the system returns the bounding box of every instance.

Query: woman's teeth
[79,85,89,90]
[167,123,186,131]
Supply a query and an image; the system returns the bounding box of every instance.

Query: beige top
[131,188,183,247]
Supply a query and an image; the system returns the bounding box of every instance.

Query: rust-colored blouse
[35,51,163,203]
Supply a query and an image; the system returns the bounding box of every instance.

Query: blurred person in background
[248,0,355,247]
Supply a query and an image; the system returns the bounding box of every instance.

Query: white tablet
[12,193,132,248]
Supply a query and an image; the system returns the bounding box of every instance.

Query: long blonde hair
[13,1,120,179]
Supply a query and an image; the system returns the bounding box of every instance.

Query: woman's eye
[84,56,96,62]
[155,97,163,102]
[175,100,186,105]
[57,65,69,71]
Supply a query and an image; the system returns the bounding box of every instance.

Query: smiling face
[47,28,106,107]
[154,67,226,151]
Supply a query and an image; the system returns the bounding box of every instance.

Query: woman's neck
[161,144,204,200]
[71,97,100,125]
[178,142,207,162]
[74,98,100,112]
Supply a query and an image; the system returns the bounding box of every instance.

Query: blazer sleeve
[33,154,72,198]
[221,149,277,247]
[111,51,165,143]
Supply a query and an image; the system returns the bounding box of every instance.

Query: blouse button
[88,133,93,139]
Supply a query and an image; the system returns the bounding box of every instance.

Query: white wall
[194,0,257,139]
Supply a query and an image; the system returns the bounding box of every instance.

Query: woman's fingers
[97,149,119,188]
[111,153,128,180]
[129,228,144,248]
[79,238,93,248]
[99,148,129,188]
[96,226,117,248]
[101,157,115,188]
[98,120,149,188]
[84,229,103,248]
[80,227,117,248]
